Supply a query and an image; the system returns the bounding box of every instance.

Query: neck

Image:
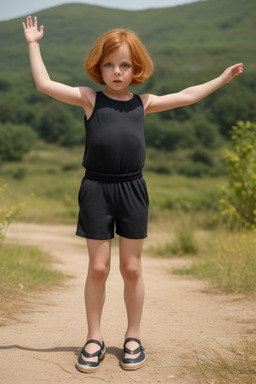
[103,88,133,101]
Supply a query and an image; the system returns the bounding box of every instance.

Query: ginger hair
[84,29,154,86]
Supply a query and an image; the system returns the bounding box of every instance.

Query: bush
[0,123,37,162]
[219,121,256,229]
[177,161,211,177]
[146,163,172,174]
[191,146,214,166]
[35,102,83,146]
[145,117,198,151]
[192,115,220,149]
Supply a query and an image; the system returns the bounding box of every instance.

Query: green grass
[0,144,225,225]
[173,230,256,293]
[0,243,67,293]
[0,242,68,323]
[0,144,85,224]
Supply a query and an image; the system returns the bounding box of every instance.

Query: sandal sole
[120,356,146,371]
[75,345,106,373]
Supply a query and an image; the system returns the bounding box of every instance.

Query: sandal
[120,338,146,370]
[75,339,106,373]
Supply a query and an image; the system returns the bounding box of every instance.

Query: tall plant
[219,121,256,229]
[0,184,31,242]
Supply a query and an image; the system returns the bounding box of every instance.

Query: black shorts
[76,176,149,240]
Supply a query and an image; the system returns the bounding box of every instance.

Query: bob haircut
[84,29,154,86]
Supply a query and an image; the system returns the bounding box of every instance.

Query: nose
[113,66,121,75]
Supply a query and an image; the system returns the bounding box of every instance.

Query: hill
[0,0,255,158]
[0,0,255,74]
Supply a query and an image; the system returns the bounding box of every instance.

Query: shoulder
[80,87,96,105]
[139,93,156,115]
[79,87,97,111]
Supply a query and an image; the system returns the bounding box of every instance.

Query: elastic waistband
[85,169,143,183]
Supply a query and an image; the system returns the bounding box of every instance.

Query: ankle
[87,333,103,342]
[125,331,141,341]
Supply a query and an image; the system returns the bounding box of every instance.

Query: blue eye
[104,63,112,68]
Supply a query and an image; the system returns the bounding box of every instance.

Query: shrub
[219,121,256,229]
[177,161,210,177]
[192,115,220,149]
[145,117,198,151]
[35,102,83,146]
[0,123,37,162]
[191,146,214,166]
[146,163,172,174]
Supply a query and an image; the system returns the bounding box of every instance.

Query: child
[22,15,243,373]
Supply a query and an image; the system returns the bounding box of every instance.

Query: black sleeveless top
[82,91,146,175]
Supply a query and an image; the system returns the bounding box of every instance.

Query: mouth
[113,80,122,83]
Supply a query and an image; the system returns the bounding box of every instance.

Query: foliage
[0,184,33,242]
[219,121,256,229]
[191,146,214,166]
[0,123,37,161]
[0,0,255,152]
[34,102,84,146]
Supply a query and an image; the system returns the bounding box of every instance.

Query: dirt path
[1,223,255,384]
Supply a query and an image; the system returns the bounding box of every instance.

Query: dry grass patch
[195,339,256,384]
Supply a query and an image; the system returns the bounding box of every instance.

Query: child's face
[100,43,133,91]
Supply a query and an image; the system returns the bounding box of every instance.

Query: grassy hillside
[0,0,255,75]
[0,0,255,157]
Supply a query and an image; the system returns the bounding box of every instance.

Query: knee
[90,262,110,283]
[120,262,141,282]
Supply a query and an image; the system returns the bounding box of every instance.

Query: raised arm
[142,63,244,114]
[22,16,92,108]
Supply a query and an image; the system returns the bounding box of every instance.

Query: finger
[34,16,38,29]
[40,25,44,36]
[27,15,32,28]
[234,63,243,70]
[22,22,26,32]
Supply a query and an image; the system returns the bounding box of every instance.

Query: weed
[148,213,199,257]
[0,184,32,242]
[174,230,256,293]
[170,214,198,255]
[195,339,256,384]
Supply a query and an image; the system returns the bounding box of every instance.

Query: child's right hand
[22,16,44,44]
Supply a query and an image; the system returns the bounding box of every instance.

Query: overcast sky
[1,0,204,21]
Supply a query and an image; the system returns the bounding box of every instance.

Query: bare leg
[119,236,145,358]
[83,239,111,361]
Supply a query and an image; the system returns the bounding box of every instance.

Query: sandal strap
[81,339,104,359]
[123,338,143,355]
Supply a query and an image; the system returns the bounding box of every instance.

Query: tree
[0,123,37,162]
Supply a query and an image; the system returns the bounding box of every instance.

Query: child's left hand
[220,63,244,84]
